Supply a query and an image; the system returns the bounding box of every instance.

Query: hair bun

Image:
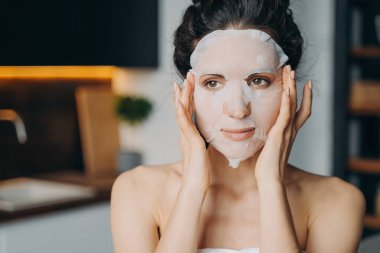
[280,0,290,7]
[174,0,303,78]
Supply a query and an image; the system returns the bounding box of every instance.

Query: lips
[221,127,255,141]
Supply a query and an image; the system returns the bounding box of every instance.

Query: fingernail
[308,81,313,90]
[173,82,177,92]
[290,70,295,79]
[287,65,291,72]
[186,71,191,80]
[286,87,290,97]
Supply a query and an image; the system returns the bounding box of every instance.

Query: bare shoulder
[304,170,363,206]
[288,164,366,223]
[110,162,182,237]
[303,168,364,204]
[310,174,365,215]
[110,163,181,252]
[289,167,366,252]
[112,161,181,200]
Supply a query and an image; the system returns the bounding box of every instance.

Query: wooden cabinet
[334,0,380,238]
[0,77,111,179]
[0,0,158,67]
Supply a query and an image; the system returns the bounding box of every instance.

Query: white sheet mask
[189,29,289,169]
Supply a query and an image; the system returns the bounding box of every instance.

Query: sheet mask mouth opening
[221,127,256,133]
[220,127,256,141]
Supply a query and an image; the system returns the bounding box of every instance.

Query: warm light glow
[0,66,116,79]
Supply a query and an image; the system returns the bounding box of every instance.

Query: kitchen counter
[0,171,119,223]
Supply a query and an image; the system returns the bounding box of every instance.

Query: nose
[223,84,251,119]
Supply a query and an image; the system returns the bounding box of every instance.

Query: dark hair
[173,0,303,78]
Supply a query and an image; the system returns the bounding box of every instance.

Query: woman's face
[190,30,287,168]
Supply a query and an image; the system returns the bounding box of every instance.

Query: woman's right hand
[173,71,212,192]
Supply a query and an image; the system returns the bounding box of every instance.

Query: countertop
[0,171,119,223]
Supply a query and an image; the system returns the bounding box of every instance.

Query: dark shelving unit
[334,0,380,238]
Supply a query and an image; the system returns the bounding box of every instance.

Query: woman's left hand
[254,65,313,183]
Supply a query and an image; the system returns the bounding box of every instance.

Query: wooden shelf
[0,66,116,79]
[348,158,380,174]
[338,0,380,234]
[351,46,380,58]
[349,81,380,115]
[365,215,380,229]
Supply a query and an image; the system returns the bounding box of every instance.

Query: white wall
[0,203,112,253]
[289,0,335,176]
[114,0,335,176]
[113,0,190,165]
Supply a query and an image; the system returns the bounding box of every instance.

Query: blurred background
[0,0,379,252]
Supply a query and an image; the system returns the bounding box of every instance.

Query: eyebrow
[199,74,225,79]
[199,71,276,80]
[244,72,276,80]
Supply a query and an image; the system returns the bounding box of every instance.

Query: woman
[111,0,365,252]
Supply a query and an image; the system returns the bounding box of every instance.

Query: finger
[289,68,297,116]
[174,84,198,135]
[175,82,199,134]
[185,71,195,116]
[174,95,190,137]
[190,92,194,117]
[176,101,204,144]
[189,72,195,116]
[273,82,290,134]
[180,72,192,112]
[174,82,185,116]
[295,80,313,130]
[175,81,192,122]
[282,65,297,116]
[275,66,292,130]
[174,83,197,162]
[174,82,187,123]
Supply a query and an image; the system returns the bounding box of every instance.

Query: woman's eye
[248,78,270,87]
[203,80,223,89]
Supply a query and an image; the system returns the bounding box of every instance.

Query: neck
[207,145,261,194]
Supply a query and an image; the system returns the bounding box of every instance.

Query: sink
[0,178,97,212]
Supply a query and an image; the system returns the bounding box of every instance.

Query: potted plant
[115,95,153,172]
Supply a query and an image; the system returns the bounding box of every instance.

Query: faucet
[0,109,27,144]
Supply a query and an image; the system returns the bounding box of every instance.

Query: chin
[210,139,264,162]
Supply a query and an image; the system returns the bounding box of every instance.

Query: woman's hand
[173,72,212,192]
[254,65,313,183]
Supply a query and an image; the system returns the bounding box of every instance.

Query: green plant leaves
[115,95,153,125]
